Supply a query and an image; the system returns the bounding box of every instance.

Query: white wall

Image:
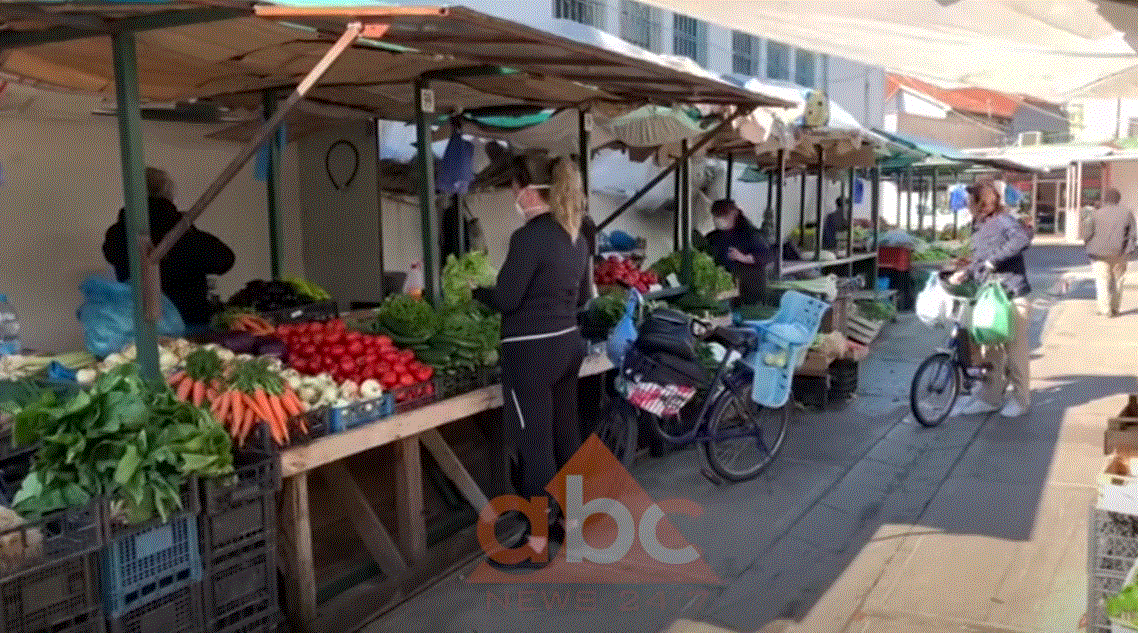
[0,111,304,352]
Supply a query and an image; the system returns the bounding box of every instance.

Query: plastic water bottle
[0,295,21,356]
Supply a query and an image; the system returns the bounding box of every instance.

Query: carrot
[167,371,187,387]
[269,395,290,443]
[237,408,255,447]
[231,390,244,434]
[176,375,193,401]
[253,389,277,427]
[214,390,232,426]
[281,389,303,417]
[192,380,206,407]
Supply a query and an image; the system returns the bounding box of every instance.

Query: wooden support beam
[420,429,489,511]
[317,461,408,577]
[279,473,317,633]
[394,436,427,565]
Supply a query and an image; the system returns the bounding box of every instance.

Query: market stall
[0,4,796,633]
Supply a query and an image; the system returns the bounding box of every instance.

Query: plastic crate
[261,301,338,326]
[0,550,104,633]
[200,452,278,518]
[101,514,202,617]
[248,406,329,451]
[0,500,104,582]
[435,368,486,400]
[877,246,912,272]
[828,359,859,400]
[210,599,278,633]
[327,394,393,433]
[103,478,199,544]
[198,489,274,566]
[391,380,437,414]
[108,581,202,633]
[202,540,276,632]
[1088,505,1138,632]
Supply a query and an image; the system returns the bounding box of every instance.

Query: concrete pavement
[363,245,1111,633]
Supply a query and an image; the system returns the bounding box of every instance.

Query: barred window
[620,1,661,52]
[795,49,817,87]
[766,40,791,81]
[673,15,708,67]
[554,0,606,29]
[732,31,759,76]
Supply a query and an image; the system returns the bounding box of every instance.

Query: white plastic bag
[915,274,953,327]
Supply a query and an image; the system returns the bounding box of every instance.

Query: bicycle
[594,312,791,483]
[910,273,991,427]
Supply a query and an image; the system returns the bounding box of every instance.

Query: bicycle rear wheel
[910,352,960,427]
[594,398,639,467]
[701,386,789,482]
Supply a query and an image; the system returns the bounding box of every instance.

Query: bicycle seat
[709,326,758,351]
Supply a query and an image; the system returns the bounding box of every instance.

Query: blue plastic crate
[101,514,202,617]
[327,393,393,433]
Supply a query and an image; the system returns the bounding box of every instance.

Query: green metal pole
[870,167,880,290]
[847,167,855,278]
[815,146,824,261]
[262,89,282,279]
[726,154,734,199]
[112,32,160,382]
[931,168,938,242]
[680,140,693,287]
[799,169,807,249]
[774,150,784,279]
[414,79,440,306]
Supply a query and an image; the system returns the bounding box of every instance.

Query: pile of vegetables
[227,279,308,313]
[412,302,500,376]
[282,276,331,302]
[912,244,962,263]
[854,300,897,322]
[650,250,735,301]
[442,251,497,306]
[588,290,631,332]
[277,319,434,394]
[9,364,234,524]
[229,313,275,337]
[370,294,439,345]
[594,256,658,293]
[0,352,95,382]
[1108,582,1138,627]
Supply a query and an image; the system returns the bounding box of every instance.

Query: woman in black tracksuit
[473,151,591,561]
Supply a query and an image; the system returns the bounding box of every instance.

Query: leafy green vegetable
[1108,582,1138,625]
[442,251,497,306]
[854,300,896,322]
[590,290,629,331]
[650,250,735,304]
[10,363,234,524]
[377,294,438,341]
[419,301,501,373]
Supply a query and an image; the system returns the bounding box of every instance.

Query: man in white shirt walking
[1086,188,1136,317]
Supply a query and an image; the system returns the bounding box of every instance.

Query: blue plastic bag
[606,289,641,367]
[77,276,185,357]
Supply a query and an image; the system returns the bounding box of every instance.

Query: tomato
[400,349,416,363]
[328,318,345,332]
[376,335,393,348]
[330,344,347,358]
[393,364,407,377]
[399,373,415,387]
[414,366,433,382]
[325,331,344,345]
[345,330,362,342]
[347,341,365,356]
[382,351,401,364]
[340,357,356,372]
[381,372,399,388]
[376,362,391,375]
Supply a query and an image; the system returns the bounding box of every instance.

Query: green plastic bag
[969,282,1012,344]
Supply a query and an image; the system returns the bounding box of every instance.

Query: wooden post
[394,436,426,564]
[279,473,317,633]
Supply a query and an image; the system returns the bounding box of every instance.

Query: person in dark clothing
[706,199,768,303]
[472,151,590,566]
[822,197,848,250]
[102,167,235,329]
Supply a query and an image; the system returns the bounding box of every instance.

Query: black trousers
[500,329,586,503]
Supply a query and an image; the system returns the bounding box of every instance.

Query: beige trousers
[1092,256,1128,315]
[978,297,1032,409]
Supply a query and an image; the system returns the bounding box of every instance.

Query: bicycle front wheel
[910,352,960,427]
[701,388,789,482]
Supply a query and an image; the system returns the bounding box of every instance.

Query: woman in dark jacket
[706,199,768,303]
[473,151,591,566]
[949,180,1033,418]
[103,167,234,330]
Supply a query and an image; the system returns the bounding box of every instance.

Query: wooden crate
[844,305,886,347]
[819,296,849,334]
[1105,397,1138,455]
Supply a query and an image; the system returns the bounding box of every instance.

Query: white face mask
[514,185,550,219]
[713,215,733,231]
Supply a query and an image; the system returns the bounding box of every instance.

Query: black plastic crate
[0,550,104,633]
[101,514,202,617]
[248,405,329,452]
[435,368,484,400]
[391,380,437,414]
[198,490,274,565]
[200,452,278,518]
[203,541,276,631]
[261,301,337,326]
[209,595,278,633]
[103,477,199,544]
[108,581,203,633]
[0,501,104,582]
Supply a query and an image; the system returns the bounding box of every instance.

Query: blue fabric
[1004,184,1022,207]
[853,178,865,204]
[821,209,846,250]
[950,184,968,211]
[77,275,185,357]
[436,128,474,195]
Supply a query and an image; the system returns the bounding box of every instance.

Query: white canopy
[639,0,1138,101]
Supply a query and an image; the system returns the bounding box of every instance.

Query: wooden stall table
[276,352,614,633]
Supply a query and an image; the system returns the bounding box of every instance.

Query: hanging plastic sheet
[436,127,475,195]
[949,184,968,211]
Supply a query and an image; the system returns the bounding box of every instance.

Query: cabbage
[442,251,498,305]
